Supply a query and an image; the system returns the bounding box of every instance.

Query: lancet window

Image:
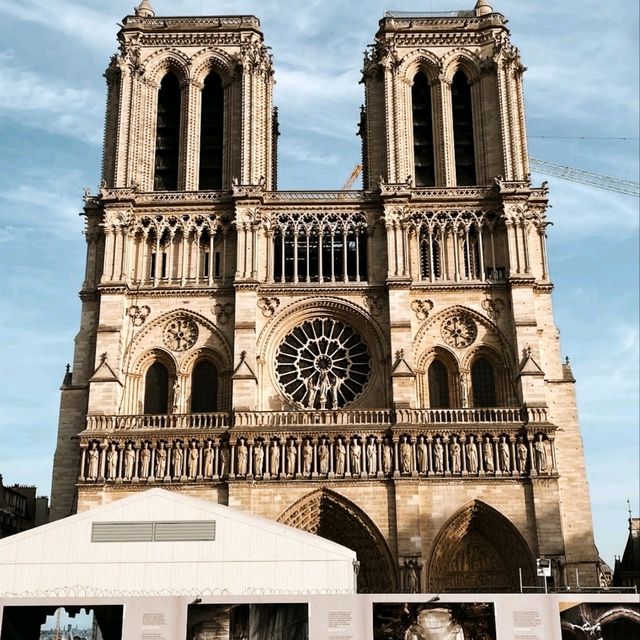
[428,360,450,408]
[272,212,368,283]
[130,215,228,286]
[154,73,182,191]
[191,360,218,413]
[451,70,476,186]
[143,362,169,414]
[471,358,496,408]
[414,211,491,282]
[412,72,436,187]
[199,72,224,190]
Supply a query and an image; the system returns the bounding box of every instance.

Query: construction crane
[530,158,639,197]
[342,164,362,190]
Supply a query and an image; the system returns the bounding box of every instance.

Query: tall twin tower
[51,0,600,592]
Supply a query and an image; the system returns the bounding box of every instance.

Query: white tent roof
[0,489,356,597]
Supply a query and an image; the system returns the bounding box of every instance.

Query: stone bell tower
[51,0,600,593]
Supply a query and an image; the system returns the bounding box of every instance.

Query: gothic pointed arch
[427,500,536,592]
[278,488,396,593]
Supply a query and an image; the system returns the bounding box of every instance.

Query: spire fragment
[475,0,494,16]
[135,0,155,18]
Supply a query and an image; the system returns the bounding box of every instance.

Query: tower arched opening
[412,71,436,187]
[451,70,476,186]
[199,72,224,190]
[154,72,182,191]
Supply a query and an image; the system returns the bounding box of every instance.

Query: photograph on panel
[559,602,640,640]
[372,602,496,640]
[0,605,123,640]
[186,603,308,640]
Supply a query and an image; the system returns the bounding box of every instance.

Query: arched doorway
[278,489,396,593]
[427,500,535,593]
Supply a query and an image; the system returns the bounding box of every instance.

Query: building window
[154,73,181,191]
[412,72,436,187]
[199,72,224,190]
[273,212,368,283]
[471,358,496,407]
[463,227,481,279]
[428,360,450,408]
[191,360,218,413]
[451,70,476,186]
[420,231,442,280]
[143,362,169,414]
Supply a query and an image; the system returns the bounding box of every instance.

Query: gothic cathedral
[51,0,600,592]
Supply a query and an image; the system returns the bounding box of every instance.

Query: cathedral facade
[50,0,600,592]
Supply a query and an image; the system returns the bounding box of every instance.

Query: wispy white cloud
[0,52,104,145]
[279,138,339,165]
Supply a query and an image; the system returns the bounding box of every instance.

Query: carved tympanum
[441,313,477,349]
[163,317,198,351]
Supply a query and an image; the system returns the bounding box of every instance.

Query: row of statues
[80,432,554,482]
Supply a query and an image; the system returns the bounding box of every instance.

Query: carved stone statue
[286,440,297,476]
[499,436,511,472]
[433,437,444,473]
[417,436,428,473]
[139,442,151,479]
[302,439,313,475]
[318,439,329,474]
[237,439,248,476]
[466,436,478,474]
[220,441,230,477]
[270,440,280,476]
[483,437,494,472]
[254,441,264,476]
[534,434,547,473]
[406,563,419,594]
[366,437,377,475]
[517,439,528,471]
[350,439,361,475]
[123,442,135,480]
[87,441,99,480]
[450,437,461,473]
[155,442,167,478]
[400,436,411,473]
[188,441,199,479]
[335,438,346,476]
[382,438,393,474]
[106,443,118,480]
[203,441,214,478]
[172,442,183,478]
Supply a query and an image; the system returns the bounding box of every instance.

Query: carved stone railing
[395,407,549,425]
[84,413,231,432]
[233,410,392,428]
[262,191,378,203]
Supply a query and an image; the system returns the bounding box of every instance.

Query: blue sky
[0,0,637,567]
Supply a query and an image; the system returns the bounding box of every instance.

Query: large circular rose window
[275,318,371,409]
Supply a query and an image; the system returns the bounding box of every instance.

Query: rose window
[276,319,371,409]
[441,313,477,349]
[163,317,198,351]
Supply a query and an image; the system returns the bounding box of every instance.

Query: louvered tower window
[451,70,476,186]
[154,73,181,191]
[144,362,169,415]
[191,360,218,413]
[412,72,436,187]
[428,360,450,408]
[471,358,496,407]
[199,73,224,190]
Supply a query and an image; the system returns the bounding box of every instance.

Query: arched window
[154,73,181,191]
[412,72,435,187]
[143,362,169,414]
[191,360,218,413]
[451,70,476,186]
[420,232,442,280]
[471,358,496,407]
[463,227,481,279]
[428,360,450,408]
[199,72,224,190]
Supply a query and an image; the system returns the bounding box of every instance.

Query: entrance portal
[279,489,396,593]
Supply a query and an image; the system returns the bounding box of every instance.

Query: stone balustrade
[77,429,558,485]
[83,406,548,435]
